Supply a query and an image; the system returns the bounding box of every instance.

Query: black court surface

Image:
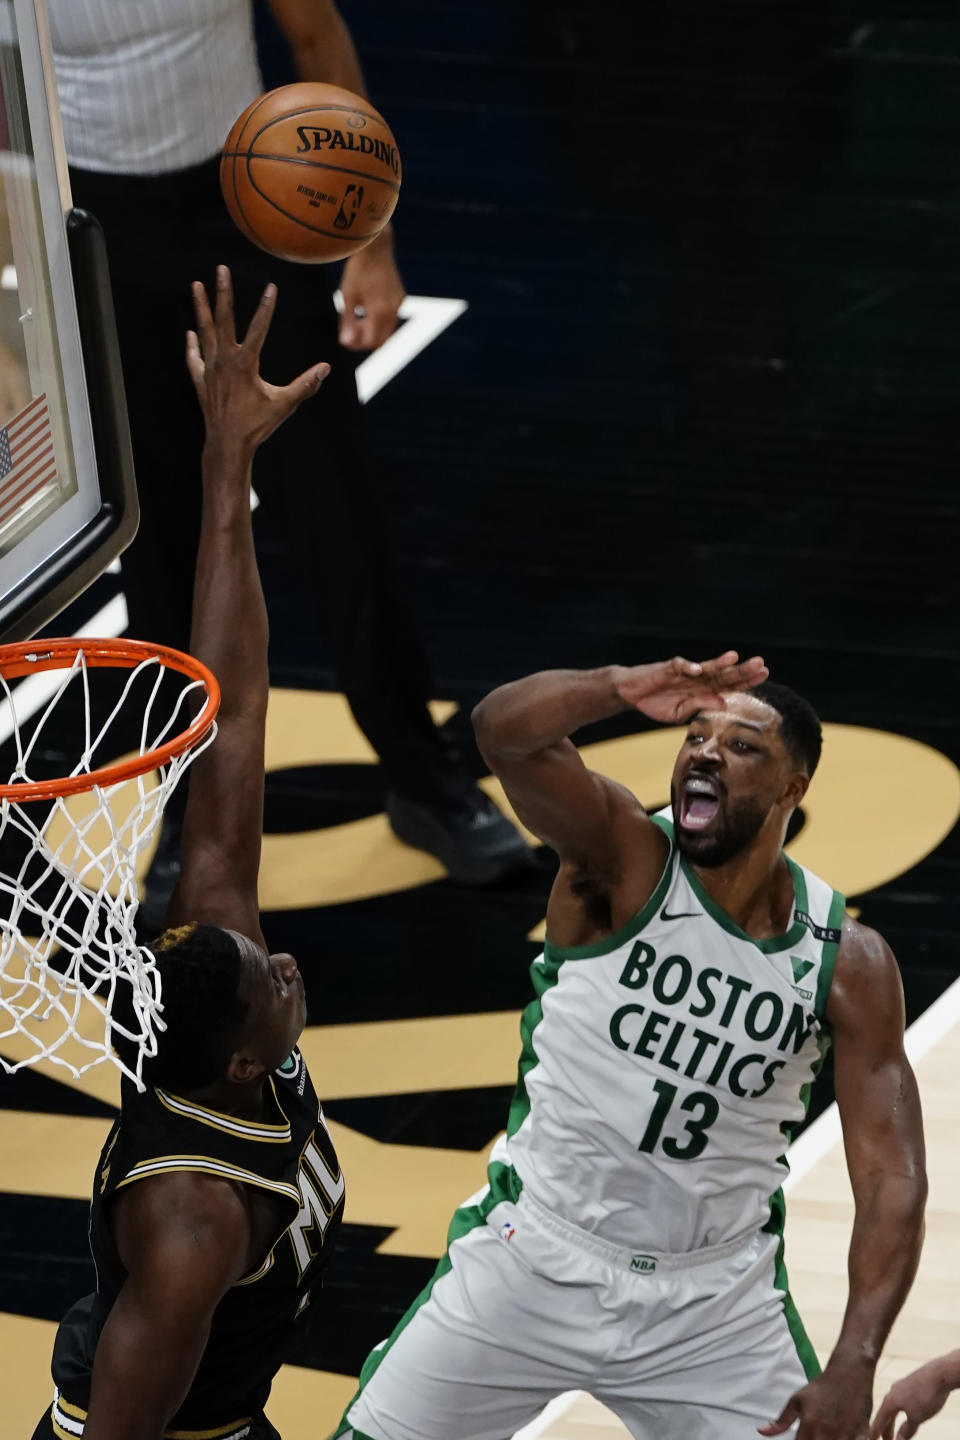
[3,2,960,1430]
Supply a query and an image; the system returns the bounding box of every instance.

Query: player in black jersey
[33,268,342,1440]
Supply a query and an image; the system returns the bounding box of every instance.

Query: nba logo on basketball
[334,185,364,230]
[220,82,401,263]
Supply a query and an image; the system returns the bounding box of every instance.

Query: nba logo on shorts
[499,1221,516,1243]
[630,1253,657,1273]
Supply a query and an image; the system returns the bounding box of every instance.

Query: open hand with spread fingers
[869,1358,958,1440]
[186,264,330,458]
[611,650,769,725]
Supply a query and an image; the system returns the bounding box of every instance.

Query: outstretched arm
[760,919,927,1440]
[473,652,767,945]
[164,266,328,945]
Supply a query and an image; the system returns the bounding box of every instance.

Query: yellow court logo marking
[2,696,958,1267]
[256,696,960,915]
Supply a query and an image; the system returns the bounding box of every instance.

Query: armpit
[568,864,615,933]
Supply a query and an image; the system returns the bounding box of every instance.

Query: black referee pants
[69,157,467,806]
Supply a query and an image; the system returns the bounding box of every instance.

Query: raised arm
[472,654,767,939]
[163,266,329,945]
[761,919,927,1440]
[83,1175,251,1440]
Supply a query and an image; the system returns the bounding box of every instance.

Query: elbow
[904,1153,929,1217]
[471,693,503,754]
[471,691,526,764]
[470,695,496,748]
[471,697,504,769]
[914,1168,929,1226]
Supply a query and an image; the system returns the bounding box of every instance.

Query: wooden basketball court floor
[4,800,960,1438]
[8,994,960,1440]
[6,4,960,1432]
[2,669,960,1435]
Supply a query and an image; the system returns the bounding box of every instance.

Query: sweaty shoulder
[827,916,905,1032]
[112,1169,253,1292]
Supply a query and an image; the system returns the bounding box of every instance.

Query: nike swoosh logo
[660,907,700,922]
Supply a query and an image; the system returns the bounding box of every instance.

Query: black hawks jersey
[49,1047,343,1438]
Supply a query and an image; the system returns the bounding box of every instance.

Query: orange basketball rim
[0,637,220,800]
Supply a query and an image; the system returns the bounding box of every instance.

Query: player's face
[238,946,308,1073]
[669,694,797,867]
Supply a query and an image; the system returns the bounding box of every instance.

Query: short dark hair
[748,681,822,777]
[114,923,249,1091]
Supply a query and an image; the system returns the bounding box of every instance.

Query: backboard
[0,0,136,643]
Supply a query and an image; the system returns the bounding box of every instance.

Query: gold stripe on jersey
[233,1136,344,1288]
[156,1082,291,1142]
[233,1248,276,1286]
[54,1391,85,1419]
[116,1154,301,1204]
[52,1397,83,1439]
[165,1420,252,1438]
[52,1390,253,1440]
[98,1128,120,1196]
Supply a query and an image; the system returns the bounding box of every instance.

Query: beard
[671,785,768,867]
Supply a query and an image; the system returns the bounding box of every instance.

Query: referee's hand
[869,1357,957,1439]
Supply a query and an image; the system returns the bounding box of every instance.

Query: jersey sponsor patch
[789,956,816,1000]
[794,909,842,944]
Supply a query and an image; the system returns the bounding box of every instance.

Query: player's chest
[539,925,824,1091]
[243,1119,345,1290]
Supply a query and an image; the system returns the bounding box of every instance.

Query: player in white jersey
[334,655,927,1440]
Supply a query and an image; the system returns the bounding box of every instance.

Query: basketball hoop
[0,638,220,1089]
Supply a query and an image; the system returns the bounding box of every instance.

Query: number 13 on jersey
[638,1079,720,1160]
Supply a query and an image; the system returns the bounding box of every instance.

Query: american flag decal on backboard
[0,393,57,529]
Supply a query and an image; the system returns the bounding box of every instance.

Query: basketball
[220,82,402,264]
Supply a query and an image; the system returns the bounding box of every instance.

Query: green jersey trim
[542,820,675,962]
[764,1187,821,1381]
[679,852,810,954]
[764,1036,827,1386]
[331,1161,518,1440]
[814,888,847,1021]
[506,950,565,1140]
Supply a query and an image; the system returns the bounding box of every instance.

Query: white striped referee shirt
[47,0,264,174]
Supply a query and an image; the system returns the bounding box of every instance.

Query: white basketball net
[0,647,217,1089]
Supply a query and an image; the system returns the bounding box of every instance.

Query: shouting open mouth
[679,773,722,832]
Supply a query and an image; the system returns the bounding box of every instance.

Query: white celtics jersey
[501,814,846,1253]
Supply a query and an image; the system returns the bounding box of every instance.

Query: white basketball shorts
[333,1179,816,1440]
